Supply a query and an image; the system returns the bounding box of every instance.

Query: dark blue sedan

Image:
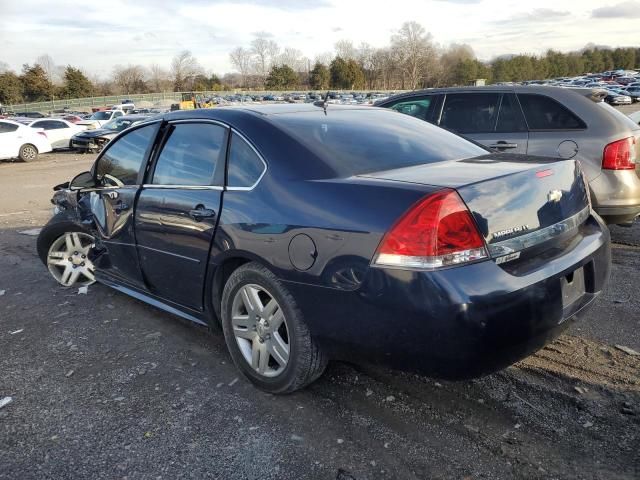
[37,104,611,393]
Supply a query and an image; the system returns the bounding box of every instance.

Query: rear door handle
[189,206,216,221]
[489,142,518,149]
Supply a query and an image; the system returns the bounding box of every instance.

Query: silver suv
[376,86,640,225]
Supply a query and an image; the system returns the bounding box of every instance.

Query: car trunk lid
[362,154,590,257]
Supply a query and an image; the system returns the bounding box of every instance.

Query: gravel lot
[1,125,639,479]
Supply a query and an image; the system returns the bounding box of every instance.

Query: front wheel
[19,144,38,162]
[37,218,96,287]
[221,262,327,393]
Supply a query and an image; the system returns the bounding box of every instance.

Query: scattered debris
[574,386,588,395]
[514,423,522,429]
[77,286,88,295]
[144,431,153,438]
[114,396,125,402]
[216,383,224,388]
[337,438,344,444]
[336,468,356,480]
[249,426,259,431]
[0,397,12,409]
[9,329,23,335]
[583,421,593,428]
[144,332,162,340]
[18,228,42,236]
[464,424,480,433]
[65,370,74,378]
[290,434,303,441]
[383,442,390,448]
[434,382,443,388]
[385,395,395,402]
[0,290,5,296]
[365,389,373,397]
[228,378,239,387]
[614,345,640,356]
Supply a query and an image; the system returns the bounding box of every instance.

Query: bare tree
[36,54,61,85]
[251,32,279,86]
[170,50,203,91]
[278,47,305,71]
[148,64,171,92]
[112,64,147,94]
[391,21,438,89]
[229,47,253,88]
[314,52,334,67]
[334,40,357,61]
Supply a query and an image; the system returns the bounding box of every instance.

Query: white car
[0,119,52,162]
[76,110,125,129]
[29,118,86,149]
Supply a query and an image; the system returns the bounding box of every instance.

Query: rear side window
[496,94,527,132]
[0,122,19,133]
[34,120,66,130]
[440,93,500,134]
[96,124,157,186]
[386,96,436,122]
[227,133,266,188]
[517,94,586,130]
[152,123,226,186]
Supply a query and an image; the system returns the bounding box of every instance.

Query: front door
[135,121,228,310]
[0,122,20,158]
[89,122,160,288]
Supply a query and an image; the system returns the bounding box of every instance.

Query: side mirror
[69,171,97,190]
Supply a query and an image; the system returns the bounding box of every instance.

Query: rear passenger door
[439,92,529,154]
[0,121,20,158]
[134,121,228,310]
[31,120,69,148]
[517,93,588,165]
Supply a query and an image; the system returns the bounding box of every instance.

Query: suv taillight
[373,189,488,270]
[602,137,637,170]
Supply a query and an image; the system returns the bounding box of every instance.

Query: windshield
[102,117,135,131]
[90,111,112,120]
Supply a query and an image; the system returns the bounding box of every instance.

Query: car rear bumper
[285,214,611,379]
[591,168,640,224]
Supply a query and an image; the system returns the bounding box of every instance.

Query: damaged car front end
[70,114,150,152]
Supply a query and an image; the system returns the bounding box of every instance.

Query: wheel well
[210,257,251,323]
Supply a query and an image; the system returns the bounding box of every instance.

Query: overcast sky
[1,0,638,78]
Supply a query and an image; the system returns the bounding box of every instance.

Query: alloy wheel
[47,232,96,287]
[21,145,37,161]
[231,284,290,377]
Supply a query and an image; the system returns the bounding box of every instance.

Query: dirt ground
[0,137,639,479]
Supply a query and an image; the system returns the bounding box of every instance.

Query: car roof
[0,119,23,126]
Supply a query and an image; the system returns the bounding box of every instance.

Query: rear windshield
[273,109,488,176]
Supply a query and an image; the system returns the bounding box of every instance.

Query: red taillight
[602,137,636,170]
[373,189,488,269]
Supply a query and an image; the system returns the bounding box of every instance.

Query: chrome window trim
[488,206,591,257]
[168,119,229,129]
[141,184,224,191]
[226,128,268,191]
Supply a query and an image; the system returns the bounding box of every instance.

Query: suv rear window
[275,109,488,176]
[517,94,586,130]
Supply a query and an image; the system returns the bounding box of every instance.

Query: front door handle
[189,206,216,221]
[489,141,518,149]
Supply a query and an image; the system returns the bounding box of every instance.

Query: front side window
[227,133,266,188]
[152,123,226,186]
[96,124,157,186]
[517,94,586,130]
[440,93,501,134]
[387,96,435,121]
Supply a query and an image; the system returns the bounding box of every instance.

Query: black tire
[18,143,38,162]
[221,262,327,394]
[36,213,92,266]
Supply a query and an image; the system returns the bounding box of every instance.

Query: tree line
[1,21,639,105]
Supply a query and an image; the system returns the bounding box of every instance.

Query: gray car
[376,86,640,225]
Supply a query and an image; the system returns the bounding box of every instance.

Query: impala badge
[548,190,563,203]
[492,225,530,240]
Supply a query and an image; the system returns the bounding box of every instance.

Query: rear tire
[221,262,327,393]
[19,144,38,162]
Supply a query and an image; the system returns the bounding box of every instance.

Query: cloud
[494,8,570,24]
[592,1,640,18]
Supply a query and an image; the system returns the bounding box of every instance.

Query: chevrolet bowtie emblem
[548,190,563,203]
